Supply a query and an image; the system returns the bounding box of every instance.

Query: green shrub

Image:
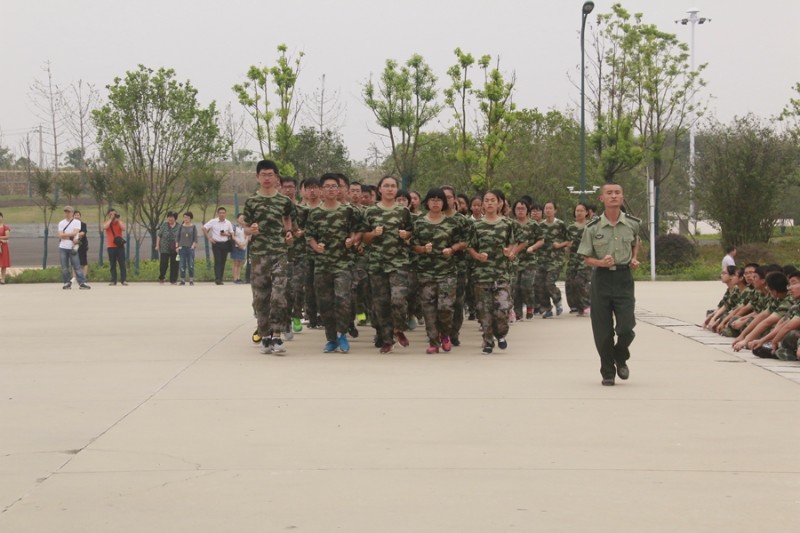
[735,243,778,267]
[655,234,699,272]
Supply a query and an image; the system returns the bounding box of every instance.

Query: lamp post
[675,8,710,234]
[580,0,595,203]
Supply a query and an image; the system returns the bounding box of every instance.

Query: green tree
[31,170,58,268]
[288,126,354,179]
[474,55,517,191]
[694,115,796,247]
[0,145,14,168]
[403,131,465,194]
[444,48,479,185]
[94,65,228,259]
[58,171,83,205]
[86,164,112,263]
[186,164,226,266]
[363,54,442,190]
[233,44,304,174]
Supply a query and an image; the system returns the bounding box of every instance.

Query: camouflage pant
[452,269,468,341]
[419,276,455,345]
[351,265,370,320]
[304,258,318,321]
[534,266,562,311]
[511,266,536,317]
[314,269,353,342]
[287,257,308,320]
[251,254,288,336]
[407,270,422,320]
[474,281,511,344]
[369,270,409,343]
[565,267,591,311]
[776,330,800,361]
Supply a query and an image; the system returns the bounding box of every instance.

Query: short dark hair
[73,210,81,216]
[320,174,339,187]
[601,181,623,192]
[397,190,411,203]
[336,173,349,187]
[766,271,789,293]
[726,245,736,254]
[167,211,178,219]
[423,188,448,210]
[184,211,194,219]
[725,265,737,276]
[513,200,530,215]
[280,176,298,187]
[789,271,800,282]
[256,159,279,174]
[303,177,320,188]
[217,206,227,213]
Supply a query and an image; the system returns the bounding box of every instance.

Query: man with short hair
[578,182,640,386]
[103,208,128,286]
[58,206,91,290]
[244,160,295,354]
[203,207,234,285]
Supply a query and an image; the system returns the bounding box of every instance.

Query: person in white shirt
[721,246,736,271]
[57,206,90,290]
[203,206,235,285]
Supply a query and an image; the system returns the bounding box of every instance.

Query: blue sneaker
[556,304,563,316]
[542,309,554,319]
[323,341,338,353]
[337,333,350,353]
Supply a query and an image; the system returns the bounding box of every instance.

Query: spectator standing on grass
[231,213,249,284]
[177,212,198,286]
[156,211,181,285]
[59,206,90,290]
[103,208,128,286]
[203,207,234,285]
[0,211,10,284]
[722,246,736,271]
[73,211,89,282]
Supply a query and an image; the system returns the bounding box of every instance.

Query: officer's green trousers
[590,268,636,379]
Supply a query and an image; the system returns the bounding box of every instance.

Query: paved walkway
[1,281,799,532]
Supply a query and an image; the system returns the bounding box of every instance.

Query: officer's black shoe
[602,377,615,386]
[616,363,630,380]
[451,337,461,347]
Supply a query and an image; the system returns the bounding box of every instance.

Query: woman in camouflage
[411,188,464,353]
[468,190,525,354]
[565,202,592,316]
[510,200,535,322]
[535,201,569,319]
[362,176,414,353]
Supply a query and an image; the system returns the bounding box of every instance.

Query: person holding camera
[58,206,90,290]
[203,206,235,285]
[103,208,128,286]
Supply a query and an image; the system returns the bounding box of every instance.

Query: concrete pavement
[1,280,799,532]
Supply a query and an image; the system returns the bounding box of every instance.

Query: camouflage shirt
[538,218,568,271]
[243,190,295,257]
[513,219,539,268]
[450,212,473,274]
[363,203,412,273]
[306,202,361,273]
[289,203,310,262]
[566,222,590,272]
[468,216,522,283]
[412,214,460,280]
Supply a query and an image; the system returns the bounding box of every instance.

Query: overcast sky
[2,0,798,164]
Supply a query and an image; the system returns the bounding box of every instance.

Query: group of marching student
[247,159,595,356]
[703,261,800,361]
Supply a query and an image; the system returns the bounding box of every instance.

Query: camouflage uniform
[306,203,361,342]
[469,217,522,346]
[450,213,473,343]
[363,203,413,344]
[511,218,538,318]
[287,204,310,323]
[534,218,568,312]
[243,191,295,336]
[412,214,460,347]
[350,205,370,323]
[565,221,591,312]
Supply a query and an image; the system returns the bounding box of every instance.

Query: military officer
[577,182,641,386]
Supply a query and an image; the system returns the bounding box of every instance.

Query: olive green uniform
[577,212,640,380]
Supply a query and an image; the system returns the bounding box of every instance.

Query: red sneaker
[396,331,410,347]
[380,343,394,354]
[426,345,439,354]
[440,336,452,352]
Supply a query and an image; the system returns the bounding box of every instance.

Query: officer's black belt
[597,264,629,271]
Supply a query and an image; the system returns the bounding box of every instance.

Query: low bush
[654,234,699,272]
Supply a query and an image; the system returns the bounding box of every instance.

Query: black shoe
[482,341,494,355]
[497,337,508,350]
[215,280,223,285]
[348,323,359,338]
[109,282,117,286]
[616,363,629,380]
[602,377,615,386]
[79,283,91,290]
[468,312,476,321]
[373,335,383,348]
[120,281,128,286]
[451,337,461,347]
[62,282,72,290]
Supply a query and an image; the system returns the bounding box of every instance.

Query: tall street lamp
[675,8,710,234]
[580,0,595,202]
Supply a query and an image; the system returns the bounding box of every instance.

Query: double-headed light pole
[675,8,710,234]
